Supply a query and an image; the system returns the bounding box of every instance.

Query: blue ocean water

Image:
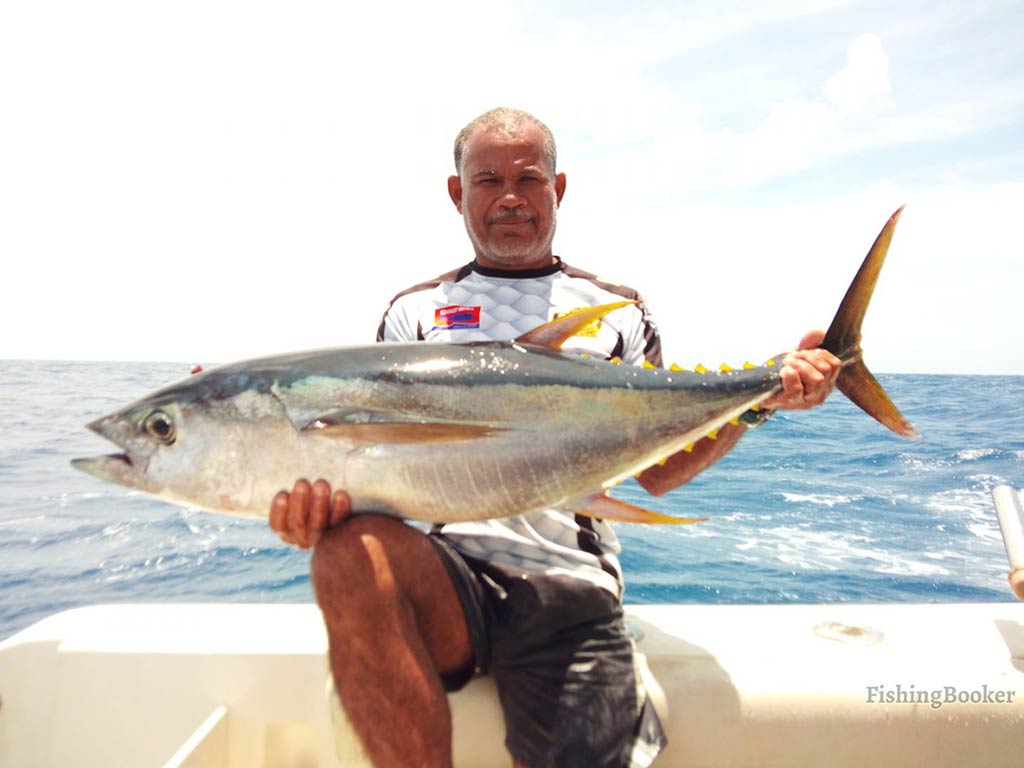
[1,360,1022,641]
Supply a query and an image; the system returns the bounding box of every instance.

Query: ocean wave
[780,492,859,507]
[924,488,995,518]
[737,525,954,578]
[956,448,999,461]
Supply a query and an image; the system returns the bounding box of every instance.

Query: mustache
[487,209,534,224]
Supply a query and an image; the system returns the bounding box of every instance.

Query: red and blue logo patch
[433,305,481,330]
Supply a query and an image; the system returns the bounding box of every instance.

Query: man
[271,108,840,768]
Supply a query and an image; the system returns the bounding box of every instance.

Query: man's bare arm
[638,330,841,497]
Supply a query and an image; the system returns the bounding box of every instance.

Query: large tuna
[73,208,916,524]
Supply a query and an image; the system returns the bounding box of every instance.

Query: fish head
[71,370,290,515]
[73,394,200,496]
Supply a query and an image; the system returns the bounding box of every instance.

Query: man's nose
[498,185,526,208]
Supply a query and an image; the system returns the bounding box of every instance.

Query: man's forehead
[462,125,551,172]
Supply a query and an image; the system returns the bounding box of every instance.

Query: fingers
[269,489,293,541]
[330,489,353,527]
[268,478,350,549]
[762,344,842,411]
[301,480,330,549]
[797,328,826,350]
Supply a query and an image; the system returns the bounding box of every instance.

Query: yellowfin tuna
[73,209,915,524]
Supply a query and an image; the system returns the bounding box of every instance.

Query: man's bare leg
[311,514,474,768]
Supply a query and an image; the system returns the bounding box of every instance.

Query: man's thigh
[312,515,474,678]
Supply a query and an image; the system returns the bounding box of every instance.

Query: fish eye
[143,410,176,445]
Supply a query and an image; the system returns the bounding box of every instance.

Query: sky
[1,0,1022,374]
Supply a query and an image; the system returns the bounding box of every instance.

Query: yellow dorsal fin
[515,301,636,350]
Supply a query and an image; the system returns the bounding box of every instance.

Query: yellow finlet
[683,443,695,453]
[669,363,686,372]
[719,363,735,372]
[610,356,622,365]
[743,361,757,370]
[765,359,777,367]
[694,363,710,374]
[706,428,720,440]
[642,360,656,369]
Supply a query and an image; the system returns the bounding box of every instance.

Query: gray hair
[453,107,557,176]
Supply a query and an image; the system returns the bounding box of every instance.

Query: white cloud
[825,33,892,115]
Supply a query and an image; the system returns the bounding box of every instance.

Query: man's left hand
[760,330,842,411]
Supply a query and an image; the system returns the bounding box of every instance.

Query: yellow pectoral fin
[567,493,707,525]
[302,420,502,444]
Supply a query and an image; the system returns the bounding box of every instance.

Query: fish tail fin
[822,206,919,439]
[836,358,918,438]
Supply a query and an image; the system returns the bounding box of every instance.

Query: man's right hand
[269,478,352,549]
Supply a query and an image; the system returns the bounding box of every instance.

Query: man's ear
[555,172,567,206]
[447,175,463,213]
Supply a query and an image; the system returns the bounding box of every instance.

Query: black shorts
[429,534,667,768]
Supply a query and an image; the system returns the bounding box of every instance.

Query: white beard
[464,208,558,268]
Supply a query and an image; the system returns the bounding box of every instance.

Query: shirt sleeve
[376,294,421,343]
[618,298,663,368]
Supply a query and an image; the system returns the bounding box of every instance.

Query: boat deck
[2,600,1023,767]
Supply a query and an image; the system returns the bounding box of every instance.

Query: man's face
[448,124,567,271]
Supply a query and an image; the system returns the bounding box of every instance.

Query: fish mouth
[71,415,157,491]
[71,450,159,493]
[71,452,138,483]
[73,415,130,476]
[71,451,131,470]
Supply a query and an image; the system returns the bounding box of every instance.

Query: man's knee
[312,515,406,590]
[311,514,449,615]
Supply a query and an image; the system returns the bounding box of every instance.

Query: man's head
[448,108,567,271]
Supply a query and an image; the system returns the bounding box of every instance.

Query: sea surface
[1,360,1022,641]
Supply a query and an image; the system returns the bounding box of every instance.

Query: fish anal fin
[515,301,637,350]
[567,493,707,525]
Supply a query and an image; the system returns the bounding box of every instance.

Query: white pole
[993,485,1024,600]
